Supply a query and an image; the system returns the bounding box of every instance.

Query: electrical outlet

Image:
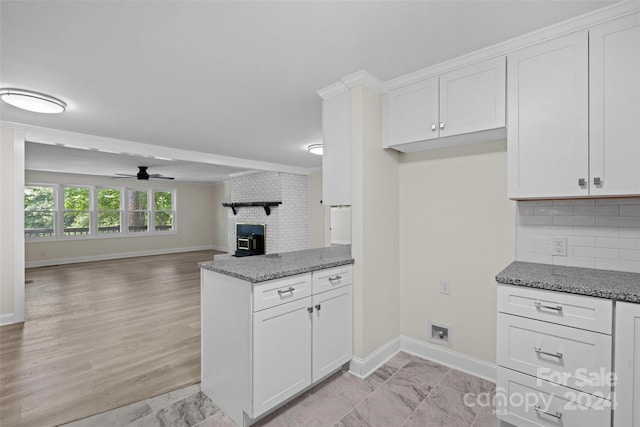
[439,280,451,295]
[552,237,567,256]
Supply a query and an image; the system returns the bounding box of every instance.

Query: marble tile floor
[61,352,498,427]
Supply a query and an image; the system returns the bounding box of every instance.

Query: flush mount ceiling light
[307,143,323,155]
[0,88,67,114]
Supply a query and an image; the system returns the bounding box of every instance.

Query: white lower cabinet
[614,302,640,427]
[201,265,353,427]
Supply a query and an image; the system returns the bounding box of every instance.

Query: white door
[252,297,312,417]
[590,12,640,197]
[439,56,506,138]
[507,31,589,199]
[322,90,352,206]
[311,286,352,383]
[614,302,640,427]
[384,77,439,147]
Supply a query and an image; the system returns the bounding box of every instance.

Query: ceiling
[25,142,249,183]
[1,0,617,175]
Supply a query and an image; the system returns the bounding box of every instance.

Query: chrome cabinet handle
[315,304,321,311]
[431,124,437,131]
[534,405,562,419]
[534,301,563,312]
[277,287,295,296]
[535,347,563,359]
[594,177,602,186]
[439,122,445,129]
[328,275,342,283]
[578,178,586,187]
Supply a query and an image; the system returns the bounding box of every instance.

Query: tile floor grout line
[398,365,452,427]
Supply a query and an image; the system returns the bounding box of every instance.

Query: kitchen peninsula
[199,245,354,427]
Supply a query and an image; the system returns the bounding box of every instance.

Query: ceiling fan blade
[115,173,136,177]
[151,176,175,180]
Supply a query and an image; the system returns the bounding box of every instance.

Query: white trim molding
[25,245,219,268]
[349,335,497,383]
[0,313,15,326]
[12,130,25,324]
[0,122,311,176]
[316,81,349,100]
[348,336,401,378]
[341,70,383,94]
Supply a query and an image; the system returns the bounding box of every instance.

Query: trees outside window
[24,185,55,238]
[63,186,91,236]
[98,188,121,233]
[127,190,148,233]
[154,191,174,231]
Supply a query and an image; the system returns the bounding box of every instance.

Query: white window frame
[152,189,176,233]
[96,186,123,235]
[24,183,178,242]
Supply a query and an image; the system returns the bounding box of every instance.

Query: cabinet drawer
[497,285,612,334]
[497,313,612,396]
[312,265,353,295]
[253,274,312,312]
[497,367,611,427]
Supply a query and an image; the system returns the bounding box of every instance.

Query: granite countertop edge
[496,261,640,304]
[200,258,354,283]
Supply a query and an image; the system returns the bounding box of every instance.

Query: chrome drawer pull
[534,405,562,419]
[328,275,342,283]
[535,347,563,359]
[277,287,295,296]
[534,301,563,312]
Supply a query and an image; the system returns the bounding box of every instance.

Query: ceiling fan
[113,166,175,180]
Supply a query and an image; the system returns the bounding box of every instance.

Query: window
[24,184,177,240]
[97,188,121,234]
[24,185,56,238]
[154,191,174,232]
[63,186,91,236]
[127,189,149,233]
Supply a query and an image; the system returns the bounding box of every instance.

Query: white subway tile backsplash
[552,216,595,226]
[621,249,640,261]
[574,246,619,259]
[573,205,619,216]
[596,216,640,228]
[620,206,640,216]
[596,237,640,250]
[517,198,640,273]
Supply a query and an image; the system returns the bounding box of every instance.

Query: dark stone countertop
[496,261,640,303]
[199,245,353,283]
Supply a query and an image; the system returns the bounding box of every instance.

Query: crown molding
[383,1,640,92]
[341,70,383,94]
[316,81,349,100]
[2,121,311,176]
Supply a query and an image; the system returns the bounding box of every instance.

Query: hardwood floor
[0,250,221,427]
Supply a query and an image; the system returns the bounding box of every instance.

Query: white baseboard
[349,336,401,378]
[349,335,496,383]
[25,245,219,268]
[0,313,15,326]
[401,335,496,382]
[211,245,228,252]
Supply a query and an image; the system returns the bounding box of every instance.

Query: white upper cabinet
[507,31,590,199]
[590,12,640,197]
[321,88,351,206]
[383,56,506,152]
[508,12,640,199]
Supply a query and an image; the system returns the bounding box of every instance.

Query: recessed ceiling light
[307,144,323,155]
[0,88,67,114]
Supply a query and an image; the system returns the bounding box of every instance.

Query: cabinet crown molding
[341,70,383,94]
[316,82,349,100]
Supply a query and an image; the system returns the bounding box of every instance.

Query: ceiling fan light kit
[114,166,175,181]
[0,88,67,114]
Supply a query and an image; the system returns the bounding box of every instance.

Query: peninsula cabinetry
[383,56,506,152]
[508,12,640,199]
[614,302,640,427]
[201,264,353,427]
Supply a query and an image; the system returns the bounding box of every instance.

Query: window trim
[24,183,178,242]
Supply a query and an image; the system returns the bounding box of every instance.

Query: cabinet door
[507,31,589,199]
[614,302,640,427]
[439,56,505,138]
[322,90,351,206]
[590,12,640,197]
[311,286,352,383]
[384,77,439,147]
[253,297,311,417]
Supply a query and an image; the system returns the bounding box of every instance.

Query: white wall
[398,140,516,364]
[330,206,351,245]
[516,198,640,272]
[212,181,230,251]
[308,168,327,248]
[351,85,401,358]
[25,170,218,265]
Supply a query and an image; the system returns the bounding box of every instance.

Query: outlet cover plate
[552,237,567,256]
